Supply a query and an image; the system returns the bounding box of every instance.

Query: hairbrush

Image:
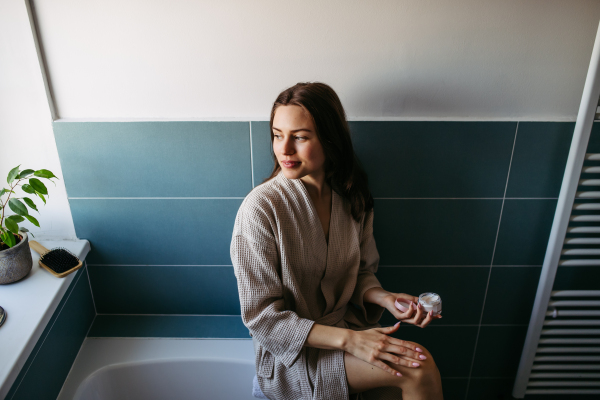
[29,241,83,278]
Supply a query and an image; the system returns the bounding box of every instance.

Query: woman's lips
[282,161,300,168]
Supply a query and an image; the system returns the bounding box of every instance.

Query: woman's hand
[380,292,441,328]
[343,322,426,376]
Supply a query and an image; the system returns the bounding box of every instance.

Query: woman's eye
[295,136,306,141]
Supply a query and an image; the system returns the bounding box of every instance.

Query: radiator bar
[526,389,600,394]
[532,364,600,370]
[530,372,600,378]
[528,381,600,387]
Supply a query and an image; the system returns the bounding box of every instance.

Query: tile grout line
[84,262,98,315]
[464,122,519,400]
[249,121,255,188]
[8,269,85,400]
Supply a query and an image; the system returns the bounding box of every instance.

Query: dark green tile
[88,265,239,314]
[377,266,489,325]
[53,121,252,197]
[554,266,600,290]
[7,266,95,400]
[466,378,516,400]
[389,325,478,377]
[482,267,542,324]
[251,121,276,187]
[350,121,516,197]
[88,315,250,338]
[505,122,574,198]
[493,200,557,265]
[441,378,468,400]
[471,326,528,377]
[71,198,242,265]
[374,199,502,265]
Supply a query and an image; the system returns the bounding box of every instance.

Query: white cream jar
[418,292,442,316]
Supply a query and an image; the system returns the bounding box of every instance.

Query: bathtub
[57,338,257,400]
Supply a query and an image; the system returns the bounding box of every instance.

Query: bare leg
[344,343,443,400]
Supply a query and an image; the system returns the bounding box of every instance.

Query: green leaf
[8,198,28,216]
[24,214,40,227]
[35,192,46,205]
[0,188,7,197]
[19,227,29,233]
[17,169,35,179]
[7,215,25,223]
[5,218,19,234]
[7,165,20,185]
[34,169,58,180]
[29,178,47,195]
[1,231,15,247]
[36,192,46,205]
[22,197,38,212]
[21,184,35,194]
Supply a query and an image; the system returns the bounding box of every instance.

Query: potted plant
[0,165,57,284]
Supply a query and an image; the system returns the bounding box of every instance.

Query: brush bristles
[40,248,80,273]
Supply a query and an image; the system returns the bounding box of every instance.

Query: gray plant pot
[0,232,33,284]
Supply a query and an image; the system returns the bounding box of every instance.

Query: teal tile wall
[53,120,600,400]
[6,266,95,400]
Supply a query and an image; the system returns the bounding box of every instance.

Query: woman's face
[272,105,326,182]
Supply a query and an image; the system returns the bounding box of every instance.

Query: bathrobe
[231,171,401,400]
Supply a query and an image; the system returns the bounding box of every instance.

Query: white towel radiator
[513,20,600,398]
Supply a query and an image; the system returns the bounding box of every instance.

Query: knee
[405,343,441,386]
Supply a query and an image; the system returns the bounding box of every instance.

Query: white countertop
[0,239,91,400]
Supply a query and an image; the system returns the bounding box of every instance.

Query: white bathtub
[57,338,257,400]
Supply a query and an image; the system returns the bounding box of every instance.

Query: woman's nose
[282,138,295,154]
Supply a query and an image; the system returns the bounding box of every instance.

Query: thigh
[345,342,440,396]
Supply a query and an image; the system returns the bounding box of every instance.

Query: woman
[231,82,443,400]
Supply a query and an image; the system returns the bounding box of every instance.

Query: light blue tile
[7,266,95,400]
[349,121,516,198]
[53,121,252,197]
[88,265,239,314]
[88,315,250,338]
[251,121,276,187]
[374,199,502,265]
[70,198,242,265]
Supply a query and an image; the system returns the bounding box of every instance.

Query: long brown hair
[265,82,373,223]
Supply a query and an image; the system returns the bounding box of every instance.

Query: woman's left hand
[380,292,441,328]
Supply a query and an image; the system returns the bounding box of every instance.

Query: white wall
[2,0,600,241]
[33,0,600,121]
[0,0,76,240]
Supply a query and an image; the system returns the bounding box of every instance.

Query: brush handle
[29,240,49,255]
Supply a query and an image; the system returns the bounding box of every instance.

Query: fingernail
[416,347,423,352]
[419,355,427,360]
[396,372,402,377]
[394,321,400,326]
[416,302,421,309]
[412,362,420,367]
[429,310,433,316]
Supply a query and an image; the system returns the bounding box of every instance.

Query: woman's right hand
[343,322,425,376]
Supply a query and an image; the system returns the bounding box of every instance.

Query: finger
[419,310,434,328]
[396,355,423,368]
[372,358,403,377]
[397,293,419,304]
[392,301,416,320]
[387,344,427,361]
[376,321,401,334]
[413,302,423,321]
[388,338,423,353]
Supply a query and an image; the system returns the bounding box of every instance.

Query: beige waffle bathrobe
[231,171,401,400]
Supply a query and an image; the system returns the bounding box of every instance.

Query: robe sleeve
[350,208,386,325]
[231,200,315,368]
